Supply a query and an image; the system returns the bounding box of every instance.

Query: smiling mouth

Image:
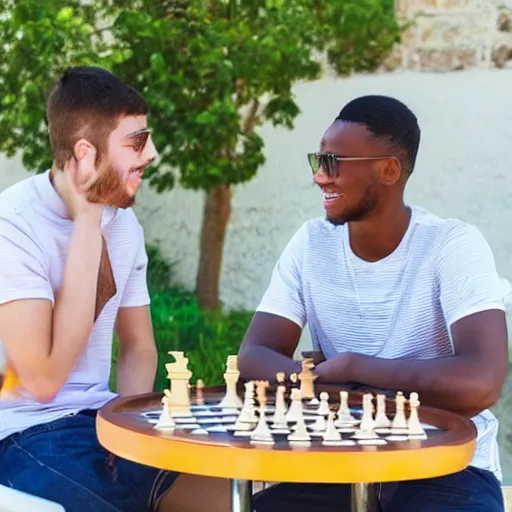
[322,191,342,201]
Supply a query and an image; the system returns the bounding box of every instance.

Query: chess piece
[299,358,317,400]
[285,388,304,423]
[322,411,342,444]
[289,373,299,389]
[352,393,378,440]
[217,355,243,409]
[287,392,311,442]
[196,379,205,405]
[407,392,427,439]
[250,406,275,444]
[309,415,327,432]
[271,385,288,429]
[276,371,286,389]
[391,391,408,432]
[255,380,269,408]
[316,391,330,416]
[374,394,391,428]
[165,351,193,417]
[155,389,176,429]
[237,381,259,424]
[335,391,358,427]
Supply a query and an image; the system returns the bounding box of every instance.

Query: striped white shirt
[0,171,150,439]
[257,206,505,480]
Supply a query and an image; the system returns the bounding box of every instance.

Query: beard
[326,180,379,226]
[86,161,135,209]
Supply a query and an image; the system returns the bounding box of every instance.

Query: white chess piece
[155,390,176,429]
[335,391,358,427]
[352,394,378,440]
[316,392,330,416]
[237,381,258,423]
[250,406,275,444]
[165,351,192,417]
[285,388,304,423]
[309,415,327,432]
[374,394,391,429]
[217,355,243,409]
[407,392,427,439]
[391,391,408,432]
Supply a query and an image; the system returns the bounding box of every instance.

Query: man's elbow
[237,345,253,379]
[468,377,505,412]
[22,376,61,404]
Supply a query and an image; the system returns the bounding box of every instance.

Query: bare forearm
[116,347,157,396]
[318,353,502,417]
[238,345,301,383]
[49,216,102,383]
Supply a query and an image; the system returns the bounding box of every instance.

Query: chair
[0,485,65,511]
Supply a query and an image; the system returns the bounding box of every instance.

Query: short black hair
[47,66,148,168]
[335,95,421,176]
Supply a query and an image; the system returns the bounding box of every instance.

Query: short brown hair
[47,66,148,169]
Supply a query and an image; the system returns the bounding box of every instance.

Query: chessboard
[97,352,477,483]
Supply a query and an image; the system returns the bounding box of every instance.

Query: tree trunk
[196,183,232,311]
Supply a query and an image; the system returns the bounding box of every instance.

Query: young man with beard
[239,95,508,512]
[0,67,178,511]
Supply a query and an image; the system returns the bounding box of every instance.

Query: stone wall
[391,0,512,71]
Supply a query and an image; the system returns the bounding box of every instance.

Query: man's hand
[62,145,103,221]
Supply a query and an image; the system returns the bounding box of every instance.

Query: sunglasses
[307,153,395,178]
[124,128,153,153]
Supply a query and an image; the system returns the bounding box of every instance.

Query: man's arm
[315,309,507,417]
[0,213,103,403]
[315,224,509,418]
[238,312,303,381]
[115,306,157,395]
[114,221,156,395]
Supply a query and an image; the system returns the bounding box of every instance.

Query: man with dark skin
[239,95,508,512]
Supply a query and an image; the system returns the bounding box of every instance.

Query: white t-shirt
[0,171,150,439]
[257,206,505,480]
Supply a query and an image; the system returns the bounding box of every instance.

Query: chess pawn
[391,391,408,432]
[285,388,304,423]
[155,390,176,429]
[335,391,358,426]
[237,381,258,423]
[374,394,391,428]
[196,379,205,405]
[250,406,275,444]
[407,392,427,439]
[316,392,330,416]
[322,411,342,443]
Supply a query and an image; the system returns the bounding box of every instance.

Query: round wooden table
[96,388,477,512]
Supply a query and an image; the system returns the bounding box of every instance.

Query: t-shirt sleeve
[437,223,505,327]
[256,223,307,328]
[119,223,151,308]
[0,221,54,305]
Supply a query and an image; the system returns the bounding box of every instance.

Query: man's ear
[380,157,402,186]
[72,138,98,189]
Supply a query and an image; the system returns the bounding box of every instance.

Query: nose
[142,135,158,162]
[313,165,333,186]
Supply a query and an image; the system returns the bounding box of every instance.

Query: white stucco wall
[1,68,512,353]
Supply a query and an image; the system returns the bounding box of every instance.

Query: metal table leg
[230,479,253,512]
[351,483,379,512]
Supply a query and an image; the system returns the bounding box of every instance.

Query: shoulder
[411,206,489,253]
[0,175,40,220]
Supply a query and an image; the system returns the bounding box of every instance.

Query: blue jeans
[253,466,504,512]
[0,410,178,512]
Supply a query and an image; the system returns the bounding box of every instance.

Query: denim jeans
[253,466,504,512]
[0,410,178,512]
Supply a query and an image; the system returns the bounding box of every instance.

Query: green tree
[0,0,402,310]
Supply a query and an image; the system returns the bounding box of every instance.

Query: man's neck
[348,203,412,262]
[50,166,73,219]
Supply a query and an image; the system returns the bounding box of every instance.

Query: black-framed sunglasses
[307,153,395,178]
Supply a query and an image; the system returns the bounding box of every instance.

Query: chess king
[239,95,508,511]
[0,67,179,511]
